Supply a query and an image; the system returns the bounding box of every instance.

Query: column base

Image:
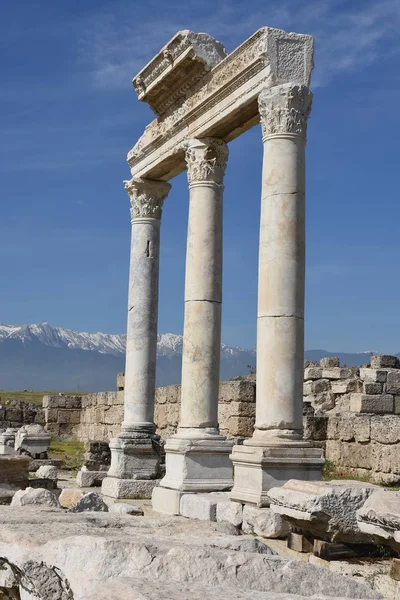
[157,432,234,493]
[101,476,158,499]
[107,429,161,480]
[230,440,324,507]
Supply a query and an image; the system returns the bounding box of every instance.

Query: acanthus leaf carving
[258,84,313,139]
[124,178,171,221]
[185,138,229,185]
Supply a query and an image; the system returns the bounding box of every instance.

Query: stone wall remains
[38,354,400,484]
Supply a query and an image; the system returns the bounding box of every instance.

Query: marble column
[230,84,324,507]
[102,177,171,499]
[152,139,234,514]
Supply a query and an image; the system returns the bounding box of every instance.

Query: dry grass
[49,439,85,471]
[0,390,81,407]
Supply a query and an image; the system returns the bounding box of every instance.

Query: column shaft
[255,134,305,437]
[124,217,161,431]
[179,181,223,431]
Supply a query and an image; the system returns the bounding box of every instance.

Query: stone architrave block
[357,490,400,549]
[320,357,340,368]
[363,382,383,395]
[386,371,400,394]
[359,368,388,383]
[322,368,353,380]
[371,355,398,369]
[242,505,289,539]
[267,479,379,543]
[350,393,394,414]
[304,366,323,380]
[370,416,400,444]
[216,500,243,527]
[180,492,230,521]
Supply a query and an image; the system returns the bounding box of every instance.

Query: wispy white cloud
[79,0,400,89]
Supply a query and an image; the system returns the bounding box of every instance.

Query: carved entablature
[258,84,313,140]
[132,30,227,116]
[128,27,314,180]
[185,139,229,186]
[124,178,171,221]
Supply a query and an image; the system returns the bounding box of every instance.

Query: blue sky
[1,0,399,352]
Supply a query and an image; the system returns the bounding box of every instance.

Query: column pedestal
[153,139,232,514]
[230,85,324,507]
[102,177,170,499]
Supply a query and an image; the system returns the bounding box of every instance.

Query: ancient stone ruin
[1,26,400,600]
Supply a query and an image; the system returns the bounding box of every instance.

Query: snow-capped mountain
[0,322,256,391]
[0,322,389,393]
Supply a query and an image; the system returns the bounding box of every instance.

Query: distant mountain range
[0,322,396,392]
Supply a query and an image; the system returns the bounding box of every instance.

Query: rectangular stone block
[43,395,66,408]
[370,416,400,444]
[372,443,400,474]
[325,440,341,462]
[340,442,371,470]
[56,409,81,424]
[363,382,383,395]
[326,416,340,440]
[386,371,400,394]
[229,401,256,417]
[322,368,353,380]
[180,492,230,521]
[331,379,359,394]
[395,396,400,415]
[64,396,82,409]
[359,368,387,383]
[216,499,243,527]
[350,394,394,414]
[304,366,322,380]
[371,355,398,369]
[218,380,255,403]
[44,408,58,423]
[152,486,183,515]
[229,416,254,437]
[353,416,371,443]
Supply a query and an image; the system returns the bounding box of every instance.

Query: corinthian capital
[185,138,229,186]
[258,84,313,140]
[123,177,171,221]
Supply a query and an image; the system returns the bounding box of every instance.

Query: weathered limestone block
[36,465,58,479]
[370,415,400,444]
[371,355,398,369]
[77,466,108,488]
[326,416,340,440]
[386,370,400,394]
[338,416,370,443]
[15,424,50,458]
[304,366,322,380]
[304,379,330,395]
[303,414,328,441]
[242,505,289,539]
[320,357,340,368]
[180,492,230,521]
[331,379,359,394]
[324,440,342,462]
[322,368,353,380]
[57,409,81,424]
[268,479,379,542]
[11,487,60,508]
[219,380,256,403]
[306,392,336,411]
[340,442,372,470]
[363,381,384,395]
[103,405,124,425]
[228,416,254,437]
[43,395,66,408]
[372,444,400,474]
[395,396,400,414]
[216,499,243,527]
[350,393,394,414]
[357,490,400,549]
[359,368,388,383]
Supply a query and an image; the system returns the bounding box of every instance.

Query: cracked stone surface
[0,507,382,599]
